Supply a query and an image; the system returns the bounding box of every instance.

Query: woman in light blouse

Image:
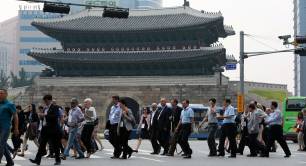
[80,98,97,158]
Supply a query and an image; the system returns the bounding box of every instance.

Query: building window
[20,26,37,31]
[19,49,31,54]
[20,37,57,43]
[19,60,41,66]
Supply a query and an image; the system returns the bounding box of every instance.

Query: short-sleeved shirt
[180,107,194,124]
[0,99,16,130]
[222,105,236,124]
[207,106,218,124]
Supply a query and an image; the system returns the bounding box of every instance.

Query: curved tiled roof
[32,6,229,33]
[29,46,226,63]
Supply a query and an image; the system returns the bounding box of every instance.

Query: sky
[0,0,295,92]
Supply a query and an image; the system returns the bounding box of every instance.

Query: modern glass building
[294,0,306,96]
[17,9,62,78]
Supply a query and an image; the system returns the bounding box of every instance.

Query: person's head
[151,103,157,111]
[171,99,179,107]
[0,88,8,102]
[160,98,167,107]
[265,108,272,115]
[70,98,79,108]
[256,103,264,111]
[64,107,70,116]
[209,98,216,107]
[16,105,22,112]
[223,99,231,107]
[38,106,44,113]
[43,94,53,105]
[271,101,278,110]
[298,112,304,119]
[302,108,306,116]
[119,99,127,108]
[112,96,120,105]
[248,103,256,112]
[142,107,148,115]
[250,100,258,106]
[182,99,190,109]
[84,98,93,108]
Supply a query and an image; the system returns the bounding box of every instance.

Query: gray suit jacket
[117,109,135,134]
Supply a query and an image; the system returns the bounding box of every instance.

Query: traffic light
[295,36,306,44]
[43,2,70,14]
[103,8,129,18]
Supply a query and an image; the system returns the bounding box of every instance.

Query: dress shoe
[54,162,61,165]
[128,151,133,158]
[110,156,119,159]
[217,153,225,157]
[29,159,40,165]
[284,154,291,158]
[259,154,269,158]
[227,155,236,158]
[208,154,217,157]
[183,155,191,159]
[181,153,187,157]
[150,152,158,155]
[247,154,257,157]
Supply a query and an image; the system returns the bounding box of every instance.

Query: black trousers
[150,128,160,153]
[178,124,192,155]
[248,133,268,155]
[266,125,291,155]
[158,129,170,153]
[109,124,121,157]
[11,133,23,151]
[81,124,95,154]
[35,126,61,163]
[168,131,180,155]
[237,127,248,154]
[207,124,218,155]
[218,123,237,156]
[119,127,133,157]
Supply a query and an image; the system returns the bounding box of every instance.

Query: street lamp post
[239,31,245,99]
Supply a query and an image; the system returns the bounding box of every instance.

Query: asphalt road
[2,140,306,166]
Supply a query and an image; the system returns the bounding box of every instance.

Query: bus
[283,96,306,142]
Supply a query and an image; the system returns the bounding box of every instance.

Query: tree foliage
[10,68,34,88]
[0,70,9,89]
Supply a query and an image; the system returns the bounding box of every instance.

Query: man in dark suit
[167,99,183,156]
[157,98,172,155]
[149,103,160,154]
[30,94,63,165]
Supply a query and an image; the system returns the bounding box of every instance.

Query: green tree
[10,68,34,88]
[0,70,9,88]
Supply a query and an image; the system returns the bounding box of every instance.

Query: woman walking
[134,107,150,152]
[118,99,136,159]
[81,98,97,158]
[19,104,39,157]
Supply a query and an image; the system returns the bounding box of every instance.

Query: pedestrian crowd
[1,88,306,166]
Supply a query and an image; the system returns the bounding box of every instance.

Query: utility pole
[238,31,245,113]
